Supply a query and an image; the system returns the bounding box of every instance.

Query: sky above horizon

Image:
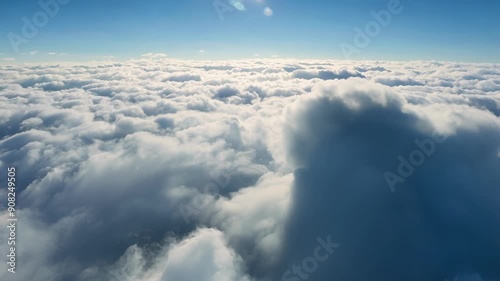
[0,0,499,63]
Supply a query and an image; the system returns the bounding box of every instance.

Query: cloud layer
[0,58,499,281]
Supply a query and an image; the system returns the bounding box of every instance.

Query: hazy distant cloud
[46,52,68,56]
[292,68,365,80]
[141,53,168,59]
[164,73,202,82]
[355,65,388,72]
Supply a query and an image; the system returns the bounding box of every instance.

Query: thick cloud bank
[0,58,499,281]
[283,78,500,281]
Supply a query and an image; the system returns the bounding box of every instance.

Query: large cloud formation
[0,58,499,281]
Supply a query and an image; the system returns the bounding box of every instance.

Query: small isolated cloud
[21,51,39,55]
[229,0,245,11]
[0,58,15,61]
[47,52,67,56]
[264,7,273,16]
[199,49,206,53]
[164,73,202,82]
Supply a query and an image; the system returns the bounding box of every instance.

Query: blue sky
[0,0,499,62]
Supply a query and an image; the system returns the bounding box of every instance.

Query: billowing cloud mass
[0,58,499,281]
